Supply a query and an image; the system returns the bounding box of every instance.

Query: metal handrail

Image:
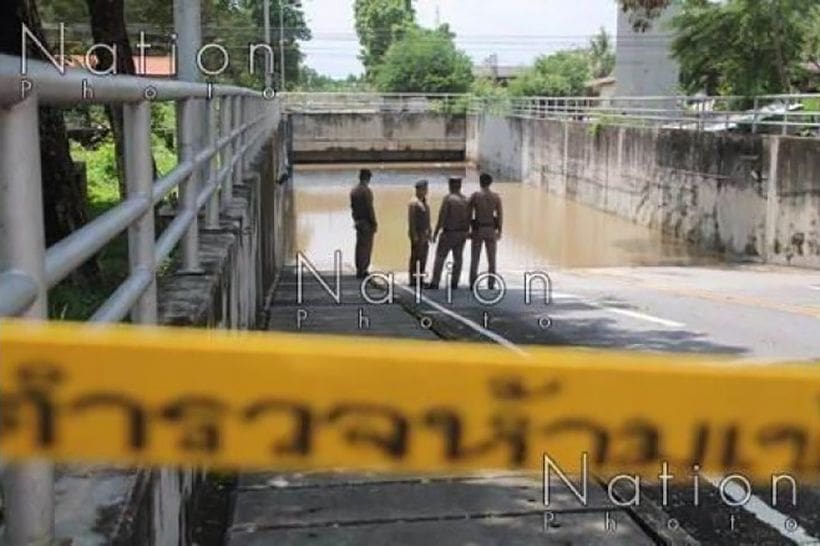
[282,92,820,132]
[469,93,820,133]
[282,92,468,114]
[0,54,279,325]
[281,91,820,134]
[0,50,279,546]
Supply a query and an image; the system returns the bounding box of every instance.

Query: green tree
[508,50,591,97]
[671,0,813,96]
[243,0,312,90]
[297,67,370,91]
[618,0,673,31]
[373,26,473,93]
[0,0,95,273]
[354,0,415,78]
[589,27,615,79]
[41,0,313,90]
[803,4,820,72]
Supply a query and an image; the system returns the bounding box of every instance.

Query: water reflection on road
[294,163,710,279]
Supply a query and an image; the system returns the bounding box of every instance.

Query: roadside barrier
[2,320,818,483]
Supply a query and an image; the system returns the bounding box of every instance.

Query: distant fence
[471,94,820,135]
[283,92,820,136]
[283,92,469,115]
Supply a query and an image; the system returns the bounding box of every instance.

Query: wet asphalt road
[394,263,820,545]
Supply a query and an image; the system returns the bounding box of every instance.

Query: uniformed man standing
[350,169,377,279]
[408,180,432,286]
[428,177,470,290]
[469,173,504,290]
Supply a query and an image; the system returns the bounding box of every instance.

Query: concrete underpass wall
[292,112,466,163]
[769,139,820,264]
[74,118,295,546]
[468,114,820,268]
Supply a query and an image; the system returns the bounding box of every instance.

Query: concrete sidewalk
[226,269,657,545]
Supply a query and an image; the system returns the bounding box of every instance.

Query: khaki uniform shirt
[435,193,470,233]
[469,189,503,232]
[350,184,377,230]
[408,198,431,241]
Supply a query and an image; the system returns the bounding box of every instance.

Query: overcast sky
[299,0,619,78]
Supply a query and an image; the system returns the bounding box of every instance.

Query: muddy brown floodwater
[293,163,712,277]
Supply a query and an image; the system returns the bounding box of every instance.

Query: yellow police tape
[1,319,818,483]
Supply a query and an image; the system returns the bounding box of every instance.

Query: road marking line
[570,269,820,319]
[705,476,820,545]
[590,305,686,329]
[553,291,686,329]
[395,283,529,357]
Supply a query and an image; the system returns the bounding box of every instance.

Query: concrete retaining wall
[143,119,293,546]
[292,112,466,163]
[468,114,820,268]
[52,119,294,546]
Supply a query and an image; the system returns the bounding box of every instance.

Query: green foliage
[468,78,511,115]
[242,0,312,90]
[38,0,89,23]
[373,26,473,93]
[297,67,372,92]
[40,0,313,91]
[671,0,815,96]
[618,0,673,31]
[508,50,591,97]
[151,102,176,151]
[501,27,611,98]
[804,5,820,72]
[50,140,124,320]
[50,129,177,321]
[589,27,615,79]
[354,0,416,78]
[803,97,820,113]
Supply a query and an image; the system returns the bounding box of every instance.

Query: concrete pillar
[764,138,781,262]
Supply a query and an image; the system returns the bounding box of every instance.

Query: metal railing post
[0,96,54,545]
[243,97,254,171]
[752,96,759,134]
[220,95,234,209]
[782,98,789,136]
[178,98,201,272]
[234,95,245,188]
[123,101,158,324]
[205,98,220,229]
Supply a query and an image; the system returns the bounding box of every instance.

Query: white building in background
[613,4,681,97]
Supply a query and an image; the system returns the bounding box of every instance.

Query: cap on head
[415,179,429,190]
[359,169,373,182]
[479,173,493,187]
[448,177,463,191]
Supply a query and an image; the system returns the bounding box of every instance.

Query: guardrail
[469,94,820,134]
[283,92,469,114]
[282,92,820,135]
[0,54,278,545]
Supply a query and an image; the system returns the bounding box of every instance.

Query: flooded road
[293,163,711,277]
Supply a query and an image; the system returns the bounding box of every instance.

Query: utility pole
[263,0,272,89]
[174,0,202,83]
[279,0,286,91]
[173,0,204,273]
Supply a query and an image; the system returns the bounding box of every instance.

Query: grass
[802,97,820,112]
[48,122,178,321]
